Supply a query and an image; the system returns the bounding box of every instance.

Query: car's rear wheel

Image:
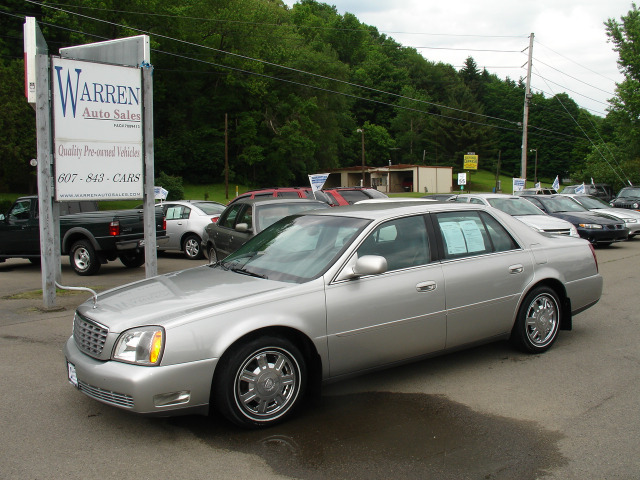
[69,239,100,276]
[183,234,202,259]
[214,336,307,428]
[510,286,560,353]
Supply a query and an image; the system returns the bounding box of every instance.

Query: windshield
[619,187,640,198]
[255,202,329,232]
[575,196,610,209]
[536,196,588,213]
[487,197,544,216]
[193,202,225,215]
[217,214,369,283]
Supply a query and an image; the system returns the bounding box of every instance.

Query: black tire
[510,286,561,354]
[69,239,100,276]
[183,234,203,260]
[213,336,307,428]
[119,251,145,268]
[207,245,218,264]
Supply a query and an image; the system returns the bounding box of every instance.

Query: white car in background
[561,193,640,238]
[453,193,579,237]
[159,200,226,259]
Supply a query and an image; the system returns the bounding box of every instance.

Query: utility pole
[520,33,534,181]
[224,113,229,200]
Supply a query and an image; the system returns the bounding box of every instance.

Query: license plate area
[67,361,79,388]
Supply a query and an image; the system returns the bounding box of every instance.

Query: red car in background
[228,186,388,206]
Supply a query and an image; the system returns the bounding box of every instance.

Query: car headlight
[623,218,637,224]
[578,223,603,229]
[113,326,164,365]
[634,203,639,209]
[569,226,579,237]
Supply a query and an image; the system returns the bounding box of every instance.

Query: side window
[276,192,300,199]
[435,211,517,259]
[218,204,244,229]
[324,192,339,206]
[469,198,484,205]
[454,197,469,203]
[357,215,430,271]
[9,199,32,220]
[236,206,253,229]
[165,205,183,220]
[181,207,191,219]
[338,190,368,204]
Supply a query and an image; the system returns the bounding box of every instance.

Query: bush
[155,172,184,200]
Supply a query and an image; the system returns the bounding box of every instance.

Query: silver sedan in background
[63,202,602,428]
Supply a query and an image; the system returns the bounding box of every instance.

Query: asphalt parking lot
[1,244,639,479]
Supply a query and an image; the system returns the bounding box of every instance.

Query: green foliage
[0,0,630,194]
[155,172,184,201]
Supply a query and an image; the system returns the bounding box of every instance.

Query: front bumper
[577,227,628,244]
[63,336,216,416]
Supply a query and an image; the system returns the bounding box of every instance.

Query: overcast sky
[283,0,633,116]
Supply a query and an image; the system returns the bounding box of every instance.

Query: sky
[282,0,633,117]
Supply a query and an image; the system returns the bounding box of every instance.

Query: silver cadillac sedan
[64,202,603,428]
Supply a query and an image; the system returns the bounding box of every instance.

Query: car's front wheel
[214,336,307,428]
[183,234,202,259]
[510,286,560,353]
[207,245,218,264]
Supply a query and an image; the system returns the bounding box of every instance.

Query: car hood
[549,211,621,225]
[593,207,640,219]
[77,265,288,332]
[513,214,573,230]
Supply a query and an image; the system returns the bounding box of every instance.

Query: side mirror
[337,255,387,281]
[235,223,252,233]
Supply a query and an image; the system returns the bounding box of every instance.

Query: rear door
[163,203,190,250]
[432,210,534,347]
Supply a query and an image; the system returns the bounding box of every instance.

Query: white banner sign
[309,173,330,192]
[457,173,467,185]
[513,178,526,192]
[52,57,144,201]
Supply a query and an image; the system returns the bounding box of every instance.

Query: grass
[1,170,555,209]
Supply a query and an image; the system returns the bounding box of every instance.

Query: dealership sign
[52,57,143,201]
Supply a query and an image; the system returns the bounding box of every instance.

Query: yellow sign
[464,154,478,170]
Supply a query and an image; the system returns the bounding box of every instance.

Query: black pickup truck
[0,196,167,275]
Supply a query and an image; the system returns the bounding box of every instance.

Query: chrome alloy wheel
[73,247,91,271]
[525,293,559,348]
[184,237,200,258]
[234,348,301,422]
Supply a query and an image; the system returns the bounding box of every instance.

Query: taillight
[109,220,120,236]
[211,217,219,223]
[163,217,166,231]
[589,243,598,273]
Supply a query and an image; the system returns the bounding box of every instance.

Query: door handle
[509,264,524,274]
[416,281,437,292]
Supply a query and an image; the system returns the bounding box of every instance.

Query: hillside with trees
[1,0,639,193]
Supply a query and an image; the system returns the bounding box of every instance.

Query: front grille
[74,313,108,358]
[605,224,625,230]
[78,380,134,408]
[544,228,572,236]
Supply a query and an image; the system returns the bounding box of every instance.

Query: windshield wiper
[229,266,267,279]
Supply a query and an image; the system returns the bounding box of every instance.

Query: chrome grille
[544,228,572,236]
[74,313,108,358]
[78,381,134,408]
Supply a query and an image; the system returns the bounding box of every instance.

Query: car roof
[301,200,489,221]
[456,193,521,200]
[227,197,329,207]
